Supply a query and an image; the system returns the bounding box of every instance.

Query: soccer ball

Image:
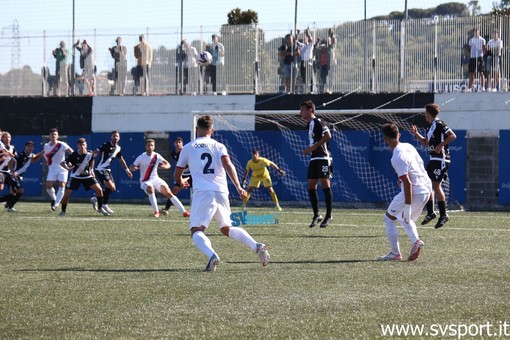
[198,51,212,66]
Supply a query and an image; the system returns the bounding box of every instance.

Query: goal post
[191,109,462,208]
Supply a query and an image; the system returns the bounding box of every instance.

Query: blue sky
[2,0,496,32]
[0,0,496,74]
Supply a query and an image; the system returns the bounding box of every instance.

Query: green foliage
[1,203,509,338]
[227,7,259,25]
[374,2,470,19]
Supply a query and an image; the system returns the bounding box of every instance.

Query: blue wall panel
[499,130,510,205]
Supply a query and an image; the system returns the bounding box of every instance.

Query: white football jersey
[177,136,229,193]
[44,141,71,170]
[391,142,431,195]
[132,152,165,182]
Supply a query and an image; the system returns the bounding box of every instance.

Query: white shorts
[46,167,68,182]
[190,191,232,229]
[387,191,430,222]
[140,177,169,194]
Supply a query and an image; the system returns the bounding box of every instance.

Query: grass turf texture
[1,203,509,338]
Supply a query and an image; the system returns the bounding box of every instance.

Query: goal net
[192,109,462,208]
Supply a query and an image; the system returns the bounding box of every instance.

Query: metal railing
[0,16,508,96]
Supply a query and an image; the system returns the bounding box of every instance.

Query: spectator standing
[467,27,486,91]
[210,34,225,94]
[52,41,69,96]
[297,29,314,94]
[74,39,95,96]
[183,39,198,95]
[486,30,503,92]
[315,29,336,94]
[174,115,270,272]
[411,103,457,229]
[134,34,153,96]
[299,100,333,228]
[109,36,127,95]
[377,123,430,262]
[279,34,300,94]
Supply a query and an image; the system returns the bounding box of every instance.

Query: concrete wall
[92,95,256,133]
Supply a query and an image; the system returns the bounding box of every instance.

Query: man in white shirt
[378,123,432,262]
[130,139,189,218]
[43,128,73,211]
[468,27,486,91]
[486,30,503,91]
[174,115,270,272]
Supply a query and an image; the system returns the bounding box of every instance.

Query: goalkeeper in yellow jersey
[241,149,285,211]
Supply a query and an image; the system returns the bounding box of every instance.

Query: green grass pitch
[1,202,509,338]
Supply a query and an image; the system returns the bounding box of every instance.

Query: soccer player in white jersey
[43,128,74,211]
[378,123,432,262]
[129,139,189,218]
[174,115,270,272]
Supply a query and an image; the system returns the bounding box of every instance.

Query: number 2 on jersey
[201,153,214,174]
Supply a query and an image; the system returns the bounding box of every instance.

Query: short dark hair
[111,130,119,135]
[49,128,58,134]
[382,123,399,139]
[77,138,86,145]
[251,149,259,155]
[145,138,155,145]
[25,141,35,146]
[174,136,183,142]
[300,100,315,112]
[197,115,214,130]
[425,103,440,117]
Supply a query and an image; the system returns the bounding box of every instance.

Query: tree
[468,0,481,16]
[227,8,258,25]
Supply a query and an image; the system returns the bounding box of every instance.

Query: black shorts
[7,175,22,191]
[66,177,99,191]
[426,160,449,182]
[307,159,333,180]
[95,169,113,183]
[468,57,484,73]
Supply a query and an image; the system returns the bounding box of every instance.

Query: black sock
[308,189,319,216]
[62,204,67,212]
[103,189,112,205]
[9,193,22,208]
[97,196,104,210]
[438,201,447,217]
[426,200,434,215]
[165,198,173,210]
[322,187,333,218]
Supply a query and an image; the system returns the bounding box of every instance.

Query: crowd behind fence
[0,16,508,96]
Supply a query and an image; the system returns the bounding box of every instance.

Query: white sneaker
[256,243,270,266]
[90,197,98,211]
[103,204,114,214]
[7,207,16,212]
[408,240,424,261]
[99,206,110,216]
[377,252,403,261]
[205,254,220,272]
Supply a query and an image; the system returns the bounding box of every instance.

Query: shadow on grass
[280,234,381,239]
[228,259,379,265]
[16,267,199,273]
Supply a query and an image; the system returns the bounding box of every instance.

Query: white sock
[384,215,400,254]
[400,219,419,244]
[55,187,65,205]
[46,187,56,200]
[148,193,158,212]
[228,227,257,251]
[192,231,215,259]
[170,196,186,213]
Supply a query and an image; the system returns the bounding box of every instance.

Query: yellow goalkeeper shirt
[246,157,271,178]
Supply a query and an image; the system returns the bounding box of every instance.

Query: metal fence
[0,16,508,96]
